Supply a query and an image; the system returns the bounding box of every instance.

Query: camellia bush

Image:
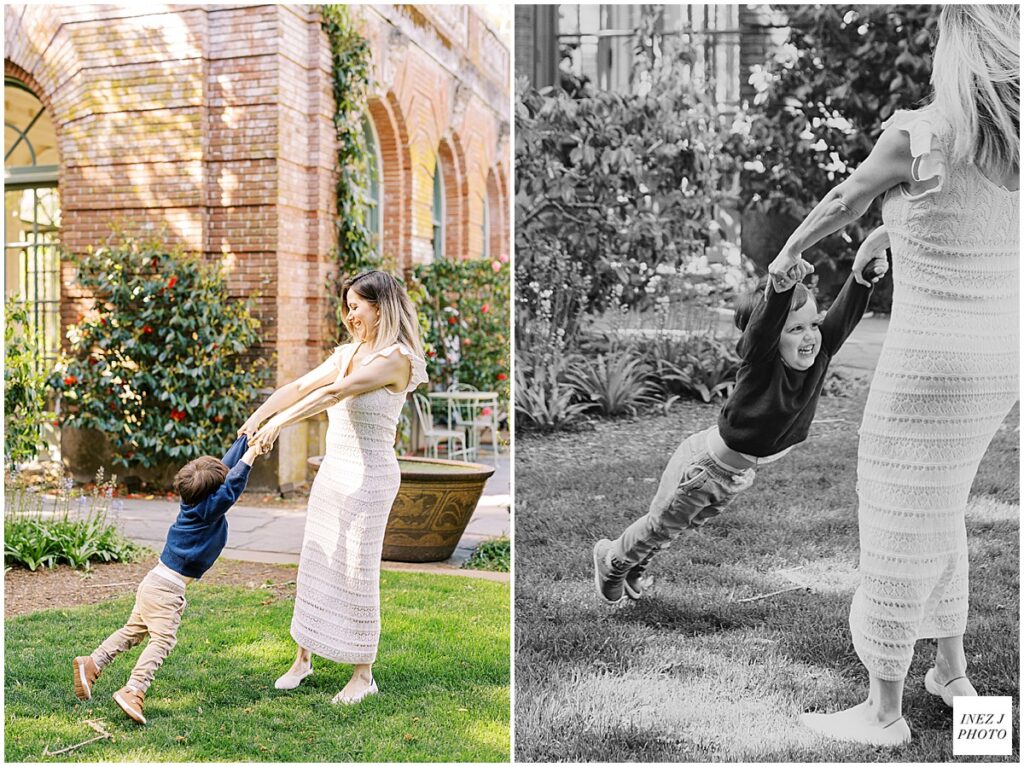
[411,257,511,406]
[51,236,269,468]
[732,4,938,307]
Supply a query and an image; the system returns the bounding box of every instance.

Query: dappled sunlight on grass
[516,390,1019,761]
[5,573,509,762]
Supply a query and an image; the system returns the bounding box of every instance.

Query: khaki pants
[613,427,756,564]
[91,567,187,691]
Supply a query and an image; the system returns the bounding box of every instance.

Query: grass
[5,571,509,762]
[515,389,1019,762]
[463,537,511,572]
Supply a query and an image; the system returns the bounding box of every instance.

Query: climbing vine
[321,5,380,344]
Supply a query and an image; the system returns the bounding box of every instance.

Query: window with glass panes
[362,116,382,254]
[431,159,445,260]
[4,77,61,369]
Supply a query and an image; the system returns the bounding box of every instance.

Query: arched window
[431,158,445,260]
[361,116,382,254]
[5,77,61,367]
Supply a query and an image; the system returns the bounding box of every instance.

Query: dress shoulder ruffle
[882,109,947,200]
[360,343,429,394]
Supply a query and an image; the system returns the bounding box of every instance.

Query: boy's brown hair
[173,456,229,506]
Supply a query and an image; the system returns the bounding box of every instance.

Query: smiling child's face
[778,297,822,371]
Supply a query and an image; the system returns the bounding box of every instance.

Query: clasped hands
[238,414,281,456]
[767,225,890,296]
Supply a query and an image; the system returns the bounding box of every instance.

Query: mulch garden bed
[5,555,298,618]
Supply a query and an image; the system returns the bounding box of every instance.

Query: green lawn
[6,571,509,762]
[515,389,1019,762]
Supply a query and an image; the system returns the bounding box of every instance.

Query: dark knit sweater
[160,436,251,579]
[717,274,871,457]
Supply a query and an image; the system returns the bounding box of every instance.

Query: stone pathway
[108,452,511,583]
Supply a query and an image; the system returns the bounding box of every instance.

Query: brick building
[4,4,511,488]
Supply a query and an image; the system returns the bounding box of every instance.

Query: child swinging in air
[72,433,268,724]
[594,227,890,603]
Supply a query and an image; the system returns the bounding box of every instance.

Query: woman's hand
[238,412,263,440]
[852,225,891,286]
[766,249,815,295]
[252,420,283,455]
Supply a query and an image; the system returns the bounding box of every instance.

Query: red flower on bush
[63,375,77,386]
[463,338,472,347]
[170,409,186,422]
[167,275,178,289]
[151,256,159,270]
[448,316,457,325]
[213,414,224,423]
[142,325,154,334]
[496,372,507,381]
[481,303,490,314]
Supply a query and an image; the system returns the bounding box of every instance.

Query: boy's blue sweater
[160,436,252,579]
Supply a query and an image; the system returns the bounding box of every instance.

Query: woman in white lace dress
[240,271,427,704]
[766,6,1018,746]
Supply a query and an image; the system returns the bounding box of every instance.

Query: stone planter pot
[307,455,495,563]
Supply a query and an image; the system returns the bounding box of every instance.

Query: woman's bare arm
[767,125,916,281]
[238,351,346,438]
[252,352,410,451]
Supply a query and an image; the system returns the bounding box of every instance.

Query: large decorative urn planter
[307,455,495,562]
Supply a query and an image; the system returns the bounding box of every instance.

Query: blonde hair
[341,271,425,359]
[930,5,1019,176]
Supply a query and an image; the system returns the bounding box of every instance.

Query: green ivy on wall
[321,5,380,344]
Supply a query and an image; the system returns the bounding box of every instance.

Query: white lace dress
[849,109,1020,681]
[291,342,428,664]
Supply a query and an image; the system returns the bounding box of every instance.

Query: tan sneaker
[72,656,100,700]
[112,684,147,724]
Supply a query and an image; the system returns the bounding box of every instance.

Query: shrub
[4,469,143,571]
[644,333,742,404]
[462,536,510,572]
[411,257,510,407]
[565,349,660,417]
[732,4,938,308]
[4,299,54,468]
[514,352,590,432]
[51,235,270,469]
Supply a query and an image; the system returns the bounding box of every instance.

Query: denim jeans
[613,427,756,565]
[91,567,187,691]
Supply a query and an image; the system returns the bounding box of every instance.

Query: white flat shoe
[924,667,974,707]
[274,665,313,690]
[801,711,911,747]
[331,677,378,705]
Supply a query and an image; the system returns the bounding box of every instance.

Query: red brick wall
[5,3,510,487]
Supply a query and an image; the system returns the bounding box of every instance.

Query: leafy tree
[733,4,938,305]
[51,236,269,469]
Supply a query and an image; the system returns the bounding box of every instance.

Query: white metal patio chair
[413,392,467,460]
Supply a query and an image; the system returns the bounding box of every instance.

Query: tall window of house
[431,158,445,260]
[4,77,61,368]
[481,194,490,260]
[362,116,383,254]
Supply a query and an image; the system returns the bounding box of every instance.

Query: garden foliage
[4,299,53,467]
[52,236,269,468]
[4,469,142,571]
[732,4,938,302]
[411,257,511,406]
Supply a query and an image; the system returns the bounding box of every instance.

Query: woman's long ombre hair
[341,271,425,359]
[930,4,1020,177]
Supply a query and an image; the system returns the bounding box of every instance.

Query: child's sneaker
[72,656,100,700]
[593,539,631,604]
[624,552,656,600]
[112,684,146,724]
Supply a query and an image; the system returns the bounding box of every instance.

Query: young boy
[72,434,264,724]
[594,241,888,604]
